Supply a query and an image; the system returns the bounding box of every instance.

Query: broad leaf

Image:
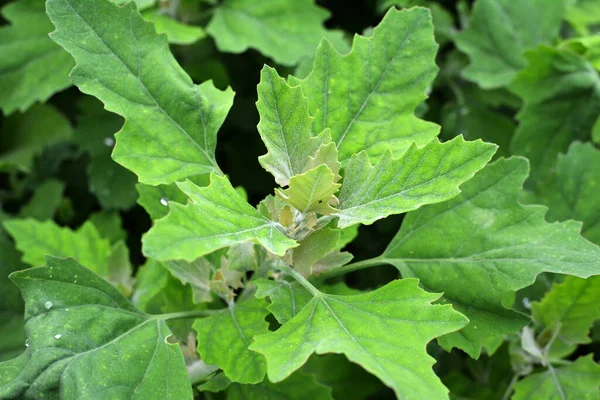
[0,104,71,172]
[292,228,341,275]
[227,371,333,400]
[512,355,600,400]
[277,165,340,215]
[256,66,332,186]
[137,181,193,220]
[0,257,192,399]
[89,211,127,244]
[193,297,269,384]
[250,278,467,400]
[532,276,600,346]
[19,180,65,220]
[289,7,440,163]
[143,10,206,45]
[207,0,335,66]
[163,258,214,304]
[522,142,600,245]
[336,136,497,227]
[254,278,313,325]
[454,0,564,89]
[3,219,112,276]
[381,157,600,358]
[0,0,73,115]
[47,0,235,185]
[509,46,600,185]
[143,173,298,261]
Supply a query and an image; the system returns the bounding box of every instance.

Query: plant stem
[318,256,388,279]
[277,264,322,298]
[151,309,221,321]
[547,364,566,400]
[500,373,520,400]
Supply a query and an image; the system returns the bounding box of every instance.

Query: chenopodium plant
[2,0,600,399]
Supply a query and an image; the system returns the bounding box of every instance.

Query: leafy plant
[1,0,599,399]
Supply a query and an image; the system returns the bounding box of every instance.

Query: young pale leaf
[143,173,298,261]
[289,7,440,162]
[250,279,467,400]
[532,276,600,346]
[512,355,600,400]
[162,258,214,304]
[455,0,564,89]
[510,47,600,185]
[381,157,600,358]
[0,257,192,399]
[566,0,600,35]
[3,219,111,276]
[47,0,234,185]
[292,228,341,276]
[227,371,333,400]
[277,165,340,215]
[0,104,71,172]
[337,136,497,228]
[207,0,334,66]
[142,10,206,45]
[256,66,332,186]
[522,142,600,245]
[193,297,269,384]
[0,0,73,115]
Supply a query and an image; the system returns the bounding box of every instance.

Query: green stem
[151,309,221,321]
[500,373,520,400]
[318,256,388,279]
[277,264,321,298]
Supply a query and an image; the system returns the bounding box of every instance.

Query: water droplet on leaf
[25,339,29,347]
[55,334,62,339]
[44,301,53,309]
[160,197,169,206]
[104,137,115,147]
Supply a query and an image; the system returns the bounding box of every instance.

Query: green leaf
[250,278,467,400]
[336,136,497,228]
[89,211,127,244]
[509,46,600,184]
[277,165,340,215]
[227,371,333,400]
[254,278,313,325]
[0,257,192,399]
[3,219,112,276]
[454,0,564,89]
[207,0,335,66]
[142,10,206,45]
[566,0,600,35]
[162,258,214,304]
[193,297,269,384]
[47,0,235,185]
[0,104,71,172]
[136,181,194,220]
[292,228,341,276]
[381,157,600,358]
[512,355,600,400]
[522,142,600,245]
[19,180,65,220]
[532,276,600,346]
[289,7,440,162]
[143,173,298,261]
[74,98,137,210]
[0,0,73,115]
[256,66,332,186]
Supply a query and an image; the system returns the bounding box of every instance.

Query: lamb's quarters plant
[1,0,600,399]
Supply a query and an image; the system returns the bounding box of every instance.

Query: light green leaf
[337,136,497,228]
[19,180,65,220]
[143,10,206,45]
[227,242,261,272]
[89,211,127,244]
[522,142,600,245]
[137,181,193,220]
[277,165,340,215]
[0,104,71,172]
[74,98,137,210]
[0,257,192,399]
[227,371,333,400]
[47,0,235,185]
[381,157,600,358]
[254,278,313,325]
[292,228,341,275]
[193,297,269,384]
[3,219,112,276]
[0,0,73,115]
[566,0,600,35]
[250,278,467,400]
[105,241,134,296]
[532,276,600,346]
[131,259,171,312]
[512,355,600,400]
[162,258,214,303]
[207,0,334,66]
[143,173,298,261]
[510,46,600,185]
[289,7,440,162]
[256,66,332,186]
[454,0,564,89]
